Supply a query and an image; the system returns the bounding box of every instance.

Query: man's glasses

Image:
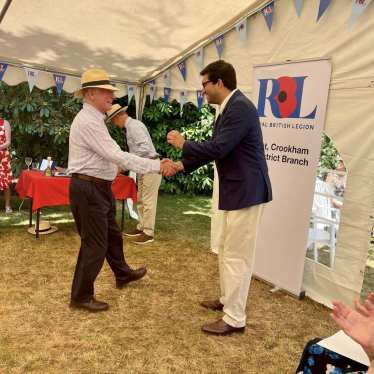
[202,80,212,88]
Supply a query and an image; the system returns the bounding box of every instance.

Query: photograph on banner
[251,58,332,297]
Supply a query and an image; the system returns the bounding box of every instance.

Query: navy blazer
[182,90,272,211]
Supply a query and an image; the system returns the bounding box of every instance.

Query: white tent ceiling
[0,0,263,83]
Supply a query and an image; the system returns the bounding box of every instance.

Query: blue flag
[179,89,187,111]
[317,0,333,22]
[178,60,186,81]
[261,2,274,31]
[127,85,136,104]
[196,90,204,112]
[53,74,66,97]
[110,82,116,87]
[235,19,247,46]
[0,63,8,84]
[164,87,171,105]
[149,79,155,85]
[149,84,156,104]
[214,35,224,59]
[163,70,170,88]
[293,0,304,18]
[194,48,203,70]
[349,0,371,28]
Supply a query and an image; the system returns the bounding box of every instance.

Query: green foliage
[318,133,340,180]
[0,82,82,176]
[142,97,215,195]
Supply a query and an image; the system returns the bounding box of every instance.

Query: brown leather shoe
[133,233,154,244]
[201,299,224,311]
[201,319,245,336]
[69,296,108,312]
[124,228,143,237]
[116,268,147,288]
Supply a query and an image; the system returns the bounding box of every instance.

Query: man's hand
[167,131,185,150]
[173,161,185,172]
[159,158,178,177]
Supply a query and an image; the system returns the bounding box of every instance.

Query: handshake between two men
[158,130,186,177]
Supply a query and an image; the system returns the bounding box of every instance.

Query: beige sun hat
[27,220,58,235]
[106,104,128,122]
[74,69,119,99]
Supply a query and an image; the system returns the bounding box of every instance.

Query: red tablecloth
[16,171,137,211]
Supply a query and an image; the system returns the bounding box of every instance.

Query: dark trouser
[70,177,131,303]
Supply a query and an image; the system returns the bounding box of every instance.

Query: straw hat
[106,104,128,122]
[74,69,119,99]
[27,220,58,235]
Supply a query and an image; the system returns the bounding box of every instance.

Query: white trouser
[218,203,265,328]
[136,172,162,236]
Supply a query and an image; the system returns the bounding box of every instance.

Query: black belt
[72,173,113,186]
[149,156,159,160]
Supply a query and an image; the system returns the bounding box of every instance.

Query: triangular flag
[196,90,204,112]
[317,0,333,22]
[53,74,66,97]
[194,48,203,71]
[293,0,304,18]
[349,0,371,28]
[164,87,171,105]
[110,82,116,87]
[235,19,247,46]
[214,35,224,59]
[24,68,39,92]
[179,89,187,111]
[178,60,186,81]
[149,79,155,85]
[261,2,275,31]
[127,84,136,104]
[163,70,170,88]
[149,84,156,104]
[0,63,8,84]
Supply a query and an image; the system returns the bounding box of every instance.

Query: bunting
[196,90,204,112]
[149,84,156,104]
[0,63,8,84]
[179,89,187,110]
[53,74,66,97]
[24,68,39,92]
[194,48,203,70]
[261,2,275,31]
[349,0,371,28]
[127,84,136,104]
[149,79,155,85]
[178,60,186,81]
[317,0,333,22]
[235,19,247,46]
[214,35,224,59]
[110,82,116,87]
[293,0,304,18]
[163,70,170,88]
[164,87,171,105]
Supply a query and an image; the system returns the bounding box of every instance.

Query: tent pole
[0,0,12,24]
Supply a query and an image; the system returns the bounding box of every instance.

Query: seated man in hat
[106,104,161,245]
[67,69,176,312]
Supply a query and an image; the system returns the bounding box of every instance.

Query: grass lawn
[0,193,341,374]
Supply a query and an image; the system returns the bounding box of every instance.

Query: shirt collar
[219,89,238,114]
[124,116,132,129]
[83,102,107,121]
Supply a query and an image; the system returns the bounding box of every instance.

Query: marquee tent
[0,0,373,308]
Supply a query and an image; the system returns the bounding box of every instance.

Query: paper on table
[318,330,370,366]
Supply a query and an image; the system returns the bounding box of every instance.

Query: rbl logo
[56,76,63,83]
[151,87,154,91]
[165,89,169,94]
[196,51,201,57]
[355,0,366,4]
[238,24,244,31]
[0,64,4,71]
[28,71,35,76]
[181,92,185,96]
[257,76,317,119]
[164,73,168,79]
[198,92,203,98]
[129,87,134,91]
[216,38,222,45]
[264,6,273,16]
[179,62,184,69]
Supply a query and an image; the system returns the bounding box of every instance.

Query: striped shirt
[67,103,160,181]
[125,117,158,158]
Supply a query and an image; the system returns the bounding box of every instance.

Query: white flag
[24,68,39,92]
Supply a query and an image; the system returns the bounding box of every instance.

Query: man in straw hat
[67,69,176,312]
[106,104,161,245]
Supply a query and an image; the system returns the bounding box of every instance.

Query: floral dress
[0,118,14,191]
[296,338,368,374]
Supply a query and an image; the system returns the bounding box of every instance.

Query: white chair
[307,180,339,268]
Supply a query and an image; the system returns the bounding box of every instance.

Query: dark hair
[200,60,237,91]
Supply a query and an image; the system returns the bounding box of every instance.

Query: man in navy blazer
[167,60,272,336]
